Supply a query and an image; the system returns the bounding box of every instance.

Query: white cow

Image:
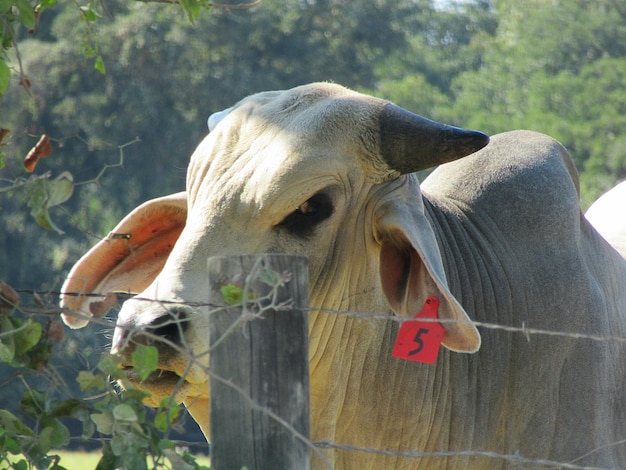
[586,181,626,259]
[61,83,626,469]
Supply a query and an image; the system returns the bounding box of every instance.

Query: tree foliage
[443,0,626,204]
[0,295,210,469]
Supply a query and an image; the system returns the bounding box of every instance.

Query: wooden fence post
[207,254,310,470]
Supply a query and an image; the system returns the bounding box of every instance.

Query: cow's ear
[60,192,187,328]
[377,198,480,353]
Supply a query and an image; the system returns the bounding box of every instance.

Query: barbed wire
[13,288,626,345]
[199,365,626,470]
[5,287,626,469]
[311,442,620,470]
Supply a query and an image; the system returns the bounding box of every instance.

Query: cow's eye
[278,192,334,237]
[296,199,320,216]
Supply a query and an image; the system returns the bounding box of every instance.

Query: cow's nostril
[147,307,189,346]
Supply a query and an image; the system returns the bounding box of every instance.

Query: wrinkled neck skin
[307,188,562,470]
[305,187,482,469]
[185,168,478,467]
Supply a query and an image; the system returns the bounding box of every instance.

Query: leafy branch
[0,287,211,470]
[0,133,139,235]
[0,261,293,469]
[0,0,261,96]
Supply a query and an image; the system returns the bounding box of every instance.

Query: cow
[586,181,626,259]
[60,83,626,469]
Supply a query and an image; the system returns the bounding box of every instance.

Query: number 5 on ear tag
[392,296,444,364]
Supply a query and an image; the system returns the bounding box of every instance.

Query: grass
[4,450,211,469]
[52,451,101,468]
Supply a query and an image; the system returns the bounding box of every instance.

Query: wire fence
[5,285,626,470]
[32,288,626,345]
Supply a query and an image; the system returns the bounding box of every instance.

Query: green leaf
[0,0,12,10]
[16,0,36,29]
[112,403,137,423]
[13,459,28,470]
[50,398,86,418]
[14,319,42,355]
[0,60,10,97]
[40,417,70,448]
[25,172,74,235]
[71,404,96,439]
[111,434,148,470]
[221,283,244,305]
[131,344,158,382]
[95,449,119,470]
[157,439,175,451]
[47,172,73,204]
[154,398,181,432]
[38,0,57,11]
[0,429,21,454]
[91,412,114,435]
[97,352,124,376]
[0,337,15,363]
[79,6,97,22]
[37,426,54,454]
[179,0,202,23]
[119,387,152,402]
[20,389,47,420]
[258,267,281,287]
[82,419,96,440]
[161,447,196,470]
[94,55,106,74]
[0,316,16,363]
[109,433,125,457]
[0,409,35,437]
[77,370,107,391]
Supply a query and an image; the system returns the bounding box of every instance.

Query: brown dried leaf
[0,280,21,313]
[24,134,52,172]
[0,128,9,146]
[48,320,64,343]
[19,77,32,89]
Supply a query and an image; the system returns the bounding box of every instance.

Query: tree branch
[134,0,261,9]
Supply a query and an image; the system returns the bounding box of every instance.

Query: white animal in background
[585,181,626,259]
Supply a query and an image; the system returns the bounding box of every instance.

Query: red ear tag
[392,296,444,364]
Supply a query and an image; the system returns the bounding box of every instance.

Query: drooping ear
[60,192,187,328]
[377,196,480,353]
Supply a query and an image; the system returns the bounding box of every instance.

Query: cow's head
[60,83,488,438]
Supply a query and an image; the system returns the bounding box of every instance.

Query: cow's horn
[379,103,490,174]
